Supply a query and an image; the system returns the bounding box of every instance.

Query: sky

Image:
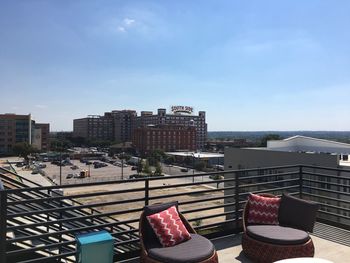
[1,1,350,131]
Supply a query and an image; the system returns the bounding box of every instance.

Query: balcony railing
[0,164,350,263]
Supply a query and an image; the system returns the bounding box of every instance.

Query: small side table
[76,230,114,263]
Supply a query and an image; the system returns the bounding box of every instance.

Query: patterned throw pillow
[247,193,281,225]
[146,205,191,247]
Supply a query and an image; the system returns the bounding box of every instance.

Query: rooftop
[1,162,350,263]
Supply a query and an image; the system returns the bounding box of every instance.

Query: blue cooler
[76,231,114,263]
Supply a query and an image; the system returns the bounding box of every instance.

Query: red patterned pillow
[146,205,191,247]
[247,193,281,225]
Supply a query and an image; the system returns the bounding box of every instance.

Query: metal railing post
[145,178,149,206]
[235,171,240,230]
[299,165,303,199]
[0,191,7,263]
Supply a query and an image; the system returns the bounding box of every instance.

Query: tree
[154,161,163,176]
[137,159,143,174]
[12,142,37,161]
[143,160,152,175]
[260,134,282,147]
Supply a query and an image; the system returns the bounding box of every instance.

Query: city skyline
[1,1,350,131]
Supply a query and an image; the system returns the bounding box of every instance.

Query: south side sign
[171,106,194,114]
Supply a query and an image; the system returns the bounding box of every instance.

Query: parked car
[181,168,189,172]
[131,166,137,170]
[66,174,74,179]
[129,174,146,179]
[16,162,24,167]
[71,165,79,170]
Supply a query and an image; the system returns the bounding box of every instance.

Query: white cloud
[117,26,126,32]
[35,104,47,109]
[123,18,135,26]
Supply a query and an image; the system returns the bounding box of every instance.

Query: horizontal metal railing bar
[303,185,350,197]
[114,238,140,247]
[239,185,300,196]
[194,218,237,230]
[0,167,43,187]
[317,202,350,213]
[6,240,76,257]
[148,186,227,201]
[8,187,147,206]
[2,164,303,194]
[6,219,139,245]
[6,215,140,244]
[148,179,232,191]
[181,202,235,215]
[303,178,350,189]
[239,178,300,189]
[236,171,299,182]
[7,205,141,231]
[17,251,76,263]
[303,192,350,205]
[303,171,350,181]
[302,164,350,174]
[148,171,301,192]
[179,193,234,206]
[187,210,235,221]
[317,209,350,220]
[3,178,129,228]
[7,201,144,219]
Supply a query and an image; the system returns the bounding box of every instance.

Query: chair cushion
[146,205,191,247]
[278,194,319,232]
[148,234,215,263]
[247,225,310,245]
[143,201,179,247]
[247,193,281,225]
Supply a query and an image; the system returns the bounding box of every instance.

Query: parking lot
[42,159,135,185]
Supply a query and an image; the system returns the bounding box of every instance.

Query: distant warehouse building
[0,113,50,154]
[133,125,196,155]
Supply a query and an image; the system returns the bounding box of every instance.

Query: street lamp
[191,153,195,183]
[121,152,125,180]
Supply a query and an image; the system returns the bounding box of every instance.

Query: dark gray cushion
[278,194,319,232]
[143,201,179,248]
[247,225,310,245]
[148,234,215,263]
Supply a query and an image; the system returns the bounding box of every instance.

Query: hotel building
[133,125,196,154]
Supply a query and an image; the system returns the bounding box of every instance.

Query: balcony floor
[121,223,350,263]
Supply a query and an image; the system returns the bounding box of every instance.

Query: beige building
[224,137,350,226]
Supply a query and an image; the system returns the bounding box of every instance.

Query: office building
[73,115,114,141]
[0,114,50,154]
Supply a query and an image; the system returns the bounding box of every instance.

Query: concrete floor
[121,233,350,263]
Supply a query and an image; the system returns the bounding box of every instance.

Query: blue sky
[1,1,350,131]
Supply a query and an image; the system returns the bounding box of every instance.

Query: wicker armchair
[139,201,218,263]
[241,193,319,263]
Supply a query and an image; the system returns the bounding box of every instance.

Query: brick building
[73,106,207,151]
[136,108,207,150]
[133,125,196,154]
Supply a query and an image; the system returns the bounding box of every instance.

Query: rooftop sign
[171,106,193,114]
